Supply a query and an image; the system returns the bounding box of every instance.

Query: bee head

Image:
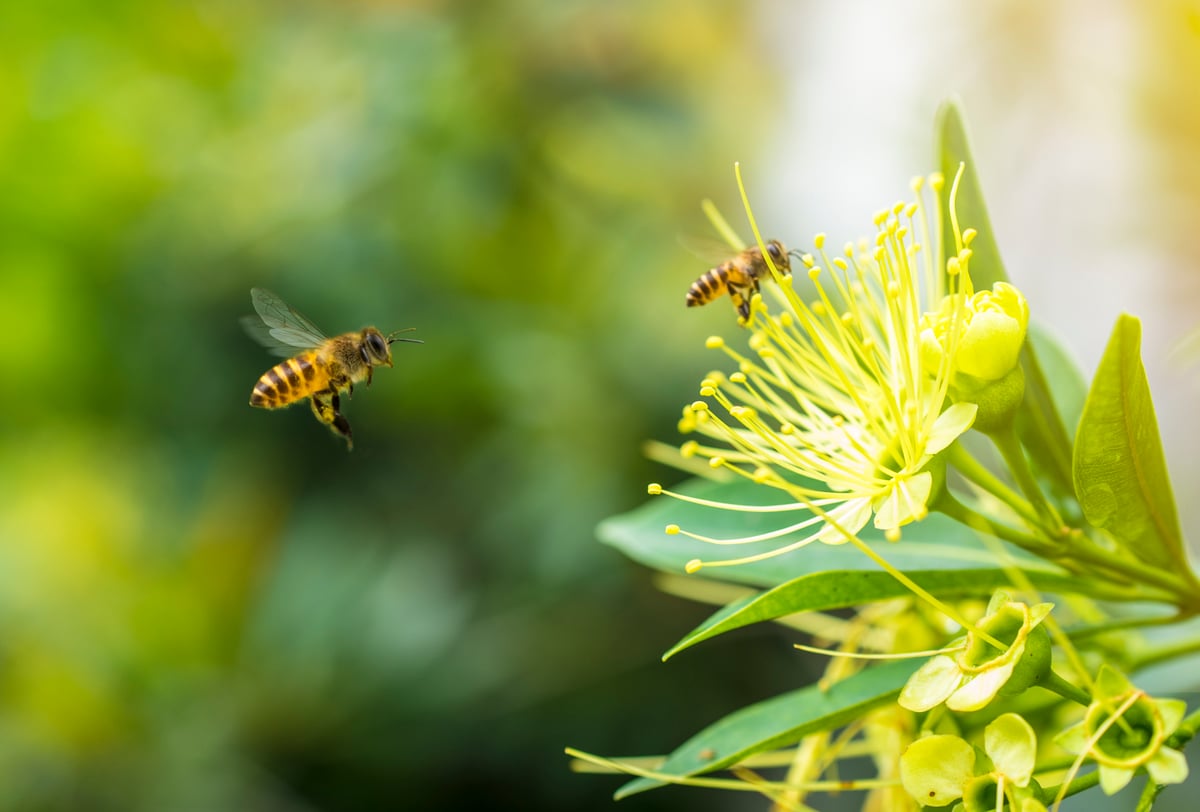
[361,327,394,368]
[765,240,790,271]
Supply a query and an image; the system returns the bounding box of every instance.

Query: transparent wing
[243,287,328,354]
[677,234,745,265]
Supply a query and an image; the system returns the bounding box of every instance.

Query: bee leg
[365,366,373,387]
[310,392,355,450]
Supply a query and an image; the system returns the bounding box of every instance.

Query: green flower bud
[953,365,1025,433]
[1055,665,1190,795]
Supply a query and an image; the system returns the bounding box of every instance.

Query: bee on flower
[651,168,1035,572]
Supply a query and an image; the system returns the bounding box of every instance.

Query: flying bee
[242,287,422,450]
[685,239,791,321]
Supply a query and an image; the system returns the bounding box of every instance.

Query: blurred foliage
[0,1,808,809]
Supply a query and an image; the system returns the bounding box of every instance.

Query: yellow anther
[737,361,754,376]
[677,417,694,433]
[729,371,747,384]
[700,377,718,389]
[911,176,924,192]
[748,333,767,351]
[885,527,902,542]
[897,226,909,241]
[780,422,795,434]
[814,233,826,249]
[705,336,725,349]
[874,247,885,263]
[691,400,709,412]
[699,386,716,397]
[812,301,826,316]
[873,209,887,226]
[904,202,918,218]
[833,257,848,270]
[930,172,945,190]
[960,247,973,262]
[666,524,680,535]
[886,280,900,298]
[708,456,725,468]
[874,232,887,248]
[752,467,771,483]
[729,406,747,418]
[680,440,699,457]
[962,228,977,245]
[647,483,662,495]
[840,312,854,326]
[947,257,961,276]
[892,201,905,216]
[778,312,793,328]
[801,253,815,268]
[808,267,821,280]
[685,558,703,574]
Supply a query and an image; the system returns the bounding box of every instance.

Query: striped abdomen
[686,264,732,307]
[250,352,331,409]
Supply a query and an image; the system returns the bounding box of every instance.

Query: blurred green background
[3,1,1200,810]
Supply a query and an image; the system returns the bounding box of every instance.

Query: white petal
[899,655,962,712]
[816,498,872,544]
[926,402,978,455]
[874,472,932,530]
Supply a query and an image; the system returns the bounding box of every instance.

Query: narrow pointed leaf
[663,568,1096,661]
[1074,314,1186,571]
[615,658,921,798]
[936,100,1074,494]
[598,477,1049,589]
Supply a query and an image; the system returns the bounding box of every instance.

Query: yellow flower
[656,171,981,572]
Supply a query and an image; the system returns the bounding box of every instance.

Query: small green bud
[953,365,1025,433]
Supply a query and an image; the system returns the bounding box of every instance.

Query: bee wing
[244,287,329,354]
[677,234,746,264]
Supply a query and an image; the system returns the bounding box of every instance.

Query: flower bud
[920,282,1029,385]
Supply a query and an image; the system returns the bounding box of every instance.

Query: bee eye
[368,333,386,357]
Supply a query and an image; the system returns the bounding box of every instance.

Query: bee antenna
[387,328,424,345]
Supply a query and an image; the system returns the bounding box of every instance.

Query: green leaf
[598,477,1056,589]
[615,658,921,798]
[935,100,1074,495]
[1073,314,1186,572]
[664,568,1091,661]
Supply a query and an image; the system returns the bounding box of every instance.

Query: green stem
[1043,768,1100,804]
[1130,634,1200,672]
[1067,612,1183,643]
[935,492,1058,556]
[1061,534,1198,611]
[1040,668,1092,707]
[1135,777,1161,812]
[944,441,1044,530]
[988,422,1065,535]
[1170,707,1200,746]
